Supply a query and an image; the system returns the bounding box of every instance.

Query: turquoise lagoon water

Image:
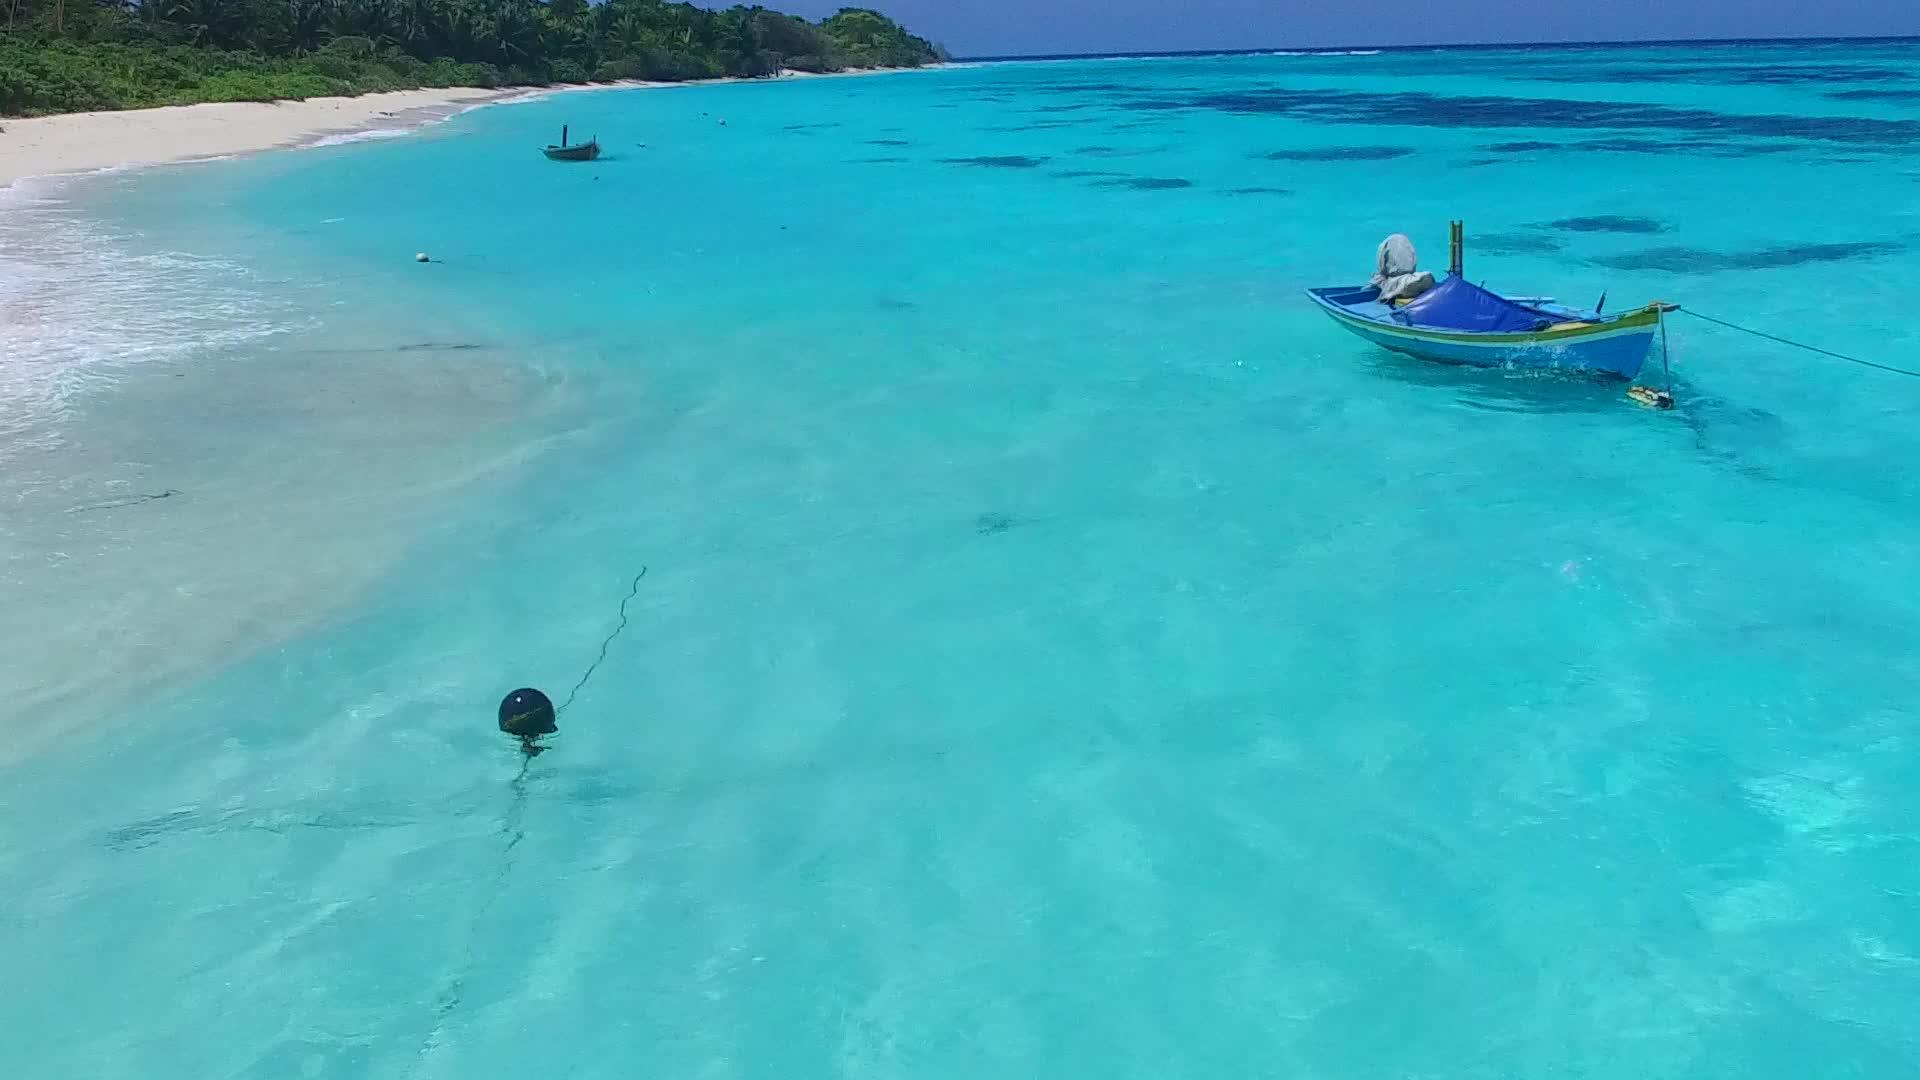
[4,41,1920,1077]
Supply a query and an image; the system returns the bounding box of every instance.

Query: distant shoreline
[0,66,929,191]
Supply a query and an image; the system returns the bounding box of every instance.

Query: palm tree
[284,0,328,53]
[165,0,236,46]
[324,0,400,48]
[488,0,538,65]
[393,0,447,57]
[537,0,597,64]
[607,9,654,55]
[440,0,486,61]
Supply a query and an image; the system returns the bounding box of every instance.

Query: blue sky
[759,1,1920,59]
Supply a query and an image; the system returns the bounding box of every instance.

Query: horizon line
[954,32,1920,63]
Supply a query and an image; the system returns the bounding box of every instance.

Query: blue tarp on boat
[1398,275,1554,333]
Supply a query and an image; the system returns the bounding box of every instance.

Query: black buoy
[498,687,557,756]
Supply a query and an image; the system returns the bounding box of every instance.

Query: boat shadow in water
[1356,349,1788,480]
[1675,389,1789,483]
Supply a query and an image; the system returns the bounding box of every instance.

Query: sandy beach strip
[0,67,931,189]
[0,86,525,187]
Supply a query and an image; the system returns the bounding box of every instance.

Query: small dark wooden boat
[542,125,599,162]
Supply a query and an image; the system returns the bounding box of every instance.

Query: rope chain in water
[412,565,649,1071]
[1679,308,1920,380]
[557,566,648,715]
[66,489,180,514]
[417,754,534,1064]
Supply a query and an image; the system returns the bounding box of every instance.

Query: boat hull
[542,143,600,162]
[1307,287,1659,379]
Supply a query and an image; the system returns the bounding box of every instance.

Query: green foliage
[197,68,342,103]
[0,0,941,116]
[0,33,512,112]
[320,35,379,61]
[821,7,945,68]
[545,57,587,84]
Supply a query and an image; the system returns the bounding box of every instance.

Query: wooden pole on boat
[1449,220,1464,278]
[561,124,569,148]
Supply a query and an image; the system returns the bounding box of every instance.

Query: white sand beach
[0,86,514,187]
[0,67,924,188]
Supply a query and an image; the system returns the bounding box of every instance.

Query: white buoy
[415,252,430,263]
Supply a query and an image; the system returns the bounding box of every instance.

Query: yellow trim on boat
[1321,303,1660,345]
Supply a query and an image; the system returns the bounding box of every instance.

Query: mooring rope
[413,564,649,1071]
[416,756,534,1066]
[1680,308,1920,380]
[557,567,648,716]
[66,489,180,514]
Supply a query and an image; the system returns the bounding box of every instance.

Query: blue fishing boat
[1308,222,1675,382]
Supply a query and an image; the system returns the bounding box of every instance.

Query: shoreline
[0,86,512,189]
[0,62,930,764]
[0,67,931,190]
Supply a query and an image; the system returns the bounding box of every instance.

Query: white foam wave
[0,181,304,458]
[304,127,414,149]
[489,89,562,108]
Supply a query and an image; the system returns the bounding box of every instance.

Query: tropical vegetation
[0,1,945,115]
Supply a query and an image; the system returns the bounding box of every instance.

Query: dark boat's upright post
[560,124,569,148]
[1449,220,1464,277]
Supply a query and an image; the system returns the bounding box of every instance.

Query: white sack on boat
[1370,233,1435,302]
